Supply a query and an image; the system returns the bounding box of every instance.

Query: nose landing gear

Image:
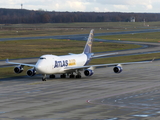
[42,74,47,81]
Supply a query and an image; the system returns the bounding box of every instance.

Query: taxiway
[0,61,160,120]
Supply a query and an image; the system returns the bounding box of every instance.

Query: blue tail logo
[83,29,94,54]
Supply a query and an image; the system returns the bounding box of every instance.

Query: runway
[0,61,160,120]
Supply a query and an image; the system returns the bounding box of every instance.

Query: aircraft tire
[60,74,66,78]
[49,75,55,78]
[76,75,81,78]
[69,74,75,78]
[42,78,47,81]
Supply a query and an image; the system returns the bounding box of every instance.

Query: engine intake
[14,67,23,74]
[84,69,94,76]
[27,69,36,77]
[113,65,123,73]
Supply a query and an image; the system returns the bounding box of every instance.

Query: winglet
[151,57,155,63]
[91,52,118,59]
[6,58,9,63]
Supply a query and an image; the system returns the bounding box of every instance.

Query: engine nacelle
[84,69,94,76]
[113,65,123,73]
[27,69,36,77]
[14,67,23,74]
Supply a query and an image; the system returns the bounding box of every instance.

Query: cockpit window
[40,57,46,60]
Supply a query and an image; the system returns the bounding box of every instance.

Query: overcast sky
[1,0,160,13]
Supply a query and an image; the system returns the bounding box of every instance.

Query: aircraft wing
[90,60,153,68]
[64,66,90,71]
[64,59,154,71]
[91,52,118,59]
[6,59,35,67]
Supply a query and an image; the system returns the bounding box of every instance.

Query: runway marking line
[87,83,160,109]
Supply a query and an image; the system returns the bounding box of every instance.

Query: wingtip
[6,58,9,63]
[151,57,155,63]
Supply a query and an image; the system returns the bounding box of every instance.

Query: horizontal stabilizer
[91,52,118,59]
[68,53,76,55]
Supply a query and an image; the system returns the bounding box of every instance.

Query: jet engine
[27,69,36,77]
[113,64,123,73]
[14,67,23,74]
[84,69,94,76]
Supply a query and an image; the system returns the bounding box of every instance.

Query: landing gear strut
[69,74,75,78]
[42,74,47,81]
[60,74,66,78]
[76,74,81,78]
[75,70,82,79]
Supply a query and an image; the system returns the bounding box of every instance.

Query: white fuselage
[35,53,88,74]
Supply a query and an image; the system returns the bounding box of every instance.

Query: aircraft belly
[49,67,65,74]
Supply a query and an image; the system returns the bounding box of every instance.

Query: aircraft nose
[35,63,46,73]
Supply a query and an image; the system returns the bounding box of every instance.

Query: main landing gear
[69,70,81,78]
[76,70,82,78]
[60,74,66,78]
[69,74,81,78]
[41,71,82,81]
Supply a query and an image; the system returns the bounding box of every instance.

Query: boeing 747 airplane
[6,29,153,81]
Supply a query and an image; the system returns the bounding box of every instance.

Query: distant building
[130,17,135,22]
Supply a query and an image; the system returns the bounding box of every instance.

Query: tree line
[0,8,160,24]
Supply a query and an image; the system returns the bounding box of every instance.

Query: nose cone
[36,55,55,74]
[35,62,46,74]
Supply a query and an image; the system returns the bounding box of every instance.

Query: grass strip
[0,39,141,60]
[1,22,160,38]
[96,32,160,43]
[0,67,28,79]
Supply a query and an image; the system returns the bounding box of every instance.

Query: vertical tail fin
[83,29,94,54]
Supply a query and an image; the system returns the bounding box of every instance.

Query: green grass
[2,22,160,29]
[0,67,27,79]
[0,39,141,60]
[1,22,160,38]
[96,32,160,42]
